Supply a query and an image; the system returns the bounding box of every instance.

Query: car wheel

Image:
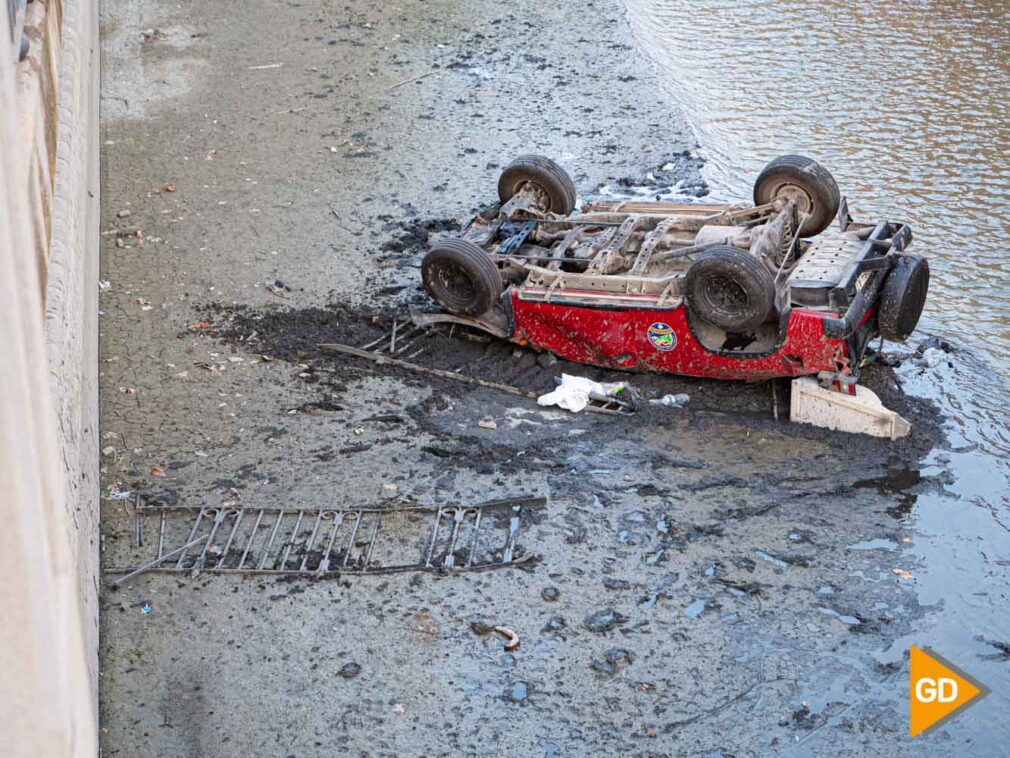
[498,155,577,215]
[685,246,776,332]
[753,155,840,237]
[422,238,503,316]
[878,255,929,341]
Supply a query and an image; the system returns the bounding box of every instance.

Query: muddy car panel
[510,292,852,380]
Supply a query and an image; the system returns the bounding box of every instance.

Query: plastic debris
[140,602,152,615]
[790,376,910,439]
[649,393,690,408]
[920,347,946,368]
[537,374,630,413]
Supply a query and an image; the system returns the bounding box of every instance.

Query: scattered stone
[684,598,707,618]
[541,616,566,633]
[117,209,132,218]
[584,608,626,633]
[564,526,587,544]
[818,607,862,626]
[338,662,361,679]
[606,648,633,666]
[541,586,560,602]
[590,648,634,677]
[603,577,632,591]
[507,681,529,702]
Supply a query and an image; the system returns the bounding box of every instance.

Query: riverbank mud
[98,0,957,755]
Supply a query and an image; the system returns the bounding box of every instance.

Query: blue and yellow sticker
[647,322,677,352]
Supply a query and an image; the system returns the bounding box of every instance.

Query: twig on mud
[329,205,355,235]
[387,71,436,90]
[319,342,538,400]
[660,677,790,729]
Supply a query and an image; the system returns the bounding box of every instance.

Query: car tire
[685,246,776,332]
[878,255,929,341]
[753,155,840,237]
[498,155,577,215]
[422,238,503,316]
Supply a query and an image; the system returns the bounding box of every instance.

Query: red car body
[509,290,858,381]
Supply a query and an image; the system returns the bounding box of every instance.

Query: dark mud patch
[594,151,709,199]
[200,303,942,476]
[376,217,461,259]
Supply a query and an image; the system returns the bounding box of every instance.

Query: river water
[625,0,1010,749]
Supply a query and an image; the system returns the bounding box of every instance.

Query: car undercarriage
[420,154,930,382]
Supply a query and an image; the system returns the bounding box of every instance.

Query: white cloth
[537,373,625,413]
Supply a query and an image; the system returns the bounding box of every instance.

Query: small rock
[338,662,361,679]
[507,681,529,702]
[536,352,557,368]
[591,659,617,677]
[684,598,707,618]
[606,648,633,666]
[541,586,560,602]
[117,209,132,218]
[603,577,632,591]
[541,616,566,633]
[478,418,498,430]
[584,608,626,633]
[591,648,634,677]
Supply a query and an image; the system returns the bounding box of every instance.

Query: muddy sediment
[98,0,950,755]
[203,281,941,466]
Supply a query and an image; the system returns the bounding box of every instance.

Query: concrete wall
[0,0,99,754]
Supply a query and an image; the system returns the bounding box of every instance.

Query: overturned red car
[419,154,929,381]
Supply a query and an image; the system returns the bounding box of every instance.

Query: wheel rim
[431,262,474,302]
[769,181,813,214]
[513,179,551,211]
[702,275,749,314]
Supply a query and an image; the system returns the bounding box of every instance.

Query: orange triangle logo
[910,646,990,737]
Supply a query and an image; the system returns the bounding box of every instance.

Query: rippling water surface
[626,0,1010,455]
[625,0,1010,748]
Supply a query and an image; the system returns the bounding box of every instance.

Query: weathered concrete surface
[48,0,103,707]
[1,0,100,752]
[99,1,945,755]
